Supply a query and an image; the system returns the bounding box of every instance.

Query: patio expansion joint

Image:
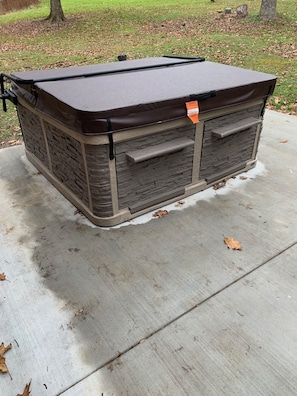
[58,239,297,395]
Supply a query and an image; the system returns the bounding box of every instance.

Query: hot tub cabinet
[2,57,276,226]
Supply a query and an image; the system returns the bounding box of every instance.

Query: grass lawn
[0,0,296,146]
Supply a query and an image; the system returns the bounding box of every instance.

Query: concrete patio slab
[0,110,297,395]
[62,243,297,396]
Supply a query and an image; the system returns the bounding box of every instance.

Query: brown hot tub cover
[5,57,276,135]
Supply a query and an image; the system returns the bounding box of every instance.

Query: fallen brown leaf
[240,175,248,180]
[280,139,288,143]
[175,200,185,208]
[5,226,15,234]
[153,209,168,218]
[0,342,12,373]
[75,308,85,317]
[224,237,242,251]
[0,273,6,281]
[17,380,31,396]
[213,179,227,190]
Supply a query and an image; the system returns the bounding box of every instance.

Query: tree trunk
[260,0,277,20]
[46,0,65,23]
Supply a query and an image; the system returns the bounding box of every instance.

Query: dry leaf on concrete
[0,342,12,373]
[280,139,288,143]
[213,179,227,190]
[5,226,15,234]
[0,273,6,281]
[175,200,185,208]
[153,210,168,218]
[224,237,242,251]
[17,381,31,396]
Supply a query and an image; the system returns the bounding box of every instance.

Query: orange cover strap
[186,100,199,124]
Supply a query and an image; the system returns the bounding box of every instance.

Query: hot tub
[1,57,276,226]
